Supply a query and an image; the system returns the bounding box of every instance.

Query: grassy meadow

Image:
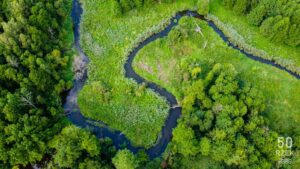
[77,0,199,148]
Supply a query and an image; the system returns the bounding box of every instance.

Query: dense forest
[0,0,72,168]
[222,0,300,46]
[169,63,280,168]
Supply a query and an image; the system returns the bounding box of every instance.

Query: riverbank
[210,0,300,74]
[65,0,300,160]
[76,0,198,148]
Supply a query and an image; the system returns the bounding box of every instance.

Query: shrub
[197,0,210,16]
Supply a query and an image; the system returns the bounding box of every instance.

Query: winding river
[64,0,300,160]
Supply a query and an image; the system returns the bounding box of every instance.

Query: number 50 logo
[276,137,293,157]
[278,137,293,149]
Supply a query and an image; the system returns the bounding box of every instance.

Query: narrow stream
[64,0,300,160]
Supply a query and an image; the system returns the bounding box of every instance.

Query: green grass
[77,0,199,148]
[209,0,300,67]
[133,17,300,136]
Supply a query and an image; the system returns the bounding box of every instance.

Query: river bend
[64,0,300,160]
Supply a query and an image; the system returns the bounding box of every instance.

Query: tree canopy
[222,0,300,46]
[48,126,115,169]
[113,149,139,169]
[169,63,281,168]
[0,0,73,167]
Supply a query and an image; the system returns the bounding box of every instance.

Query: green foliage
[172,123,199,156]
[78,158,108,169]
[49,126,115,169]
[78,0,197,148]
[133,16,300,139]
[171,63,280,168]
[197,0,210,15]
[221,0,300,46]
[120,0,135,12]
[113,149,139,169]
[233,0,248,14]
[132,14,299,165]
[111,0,123,17]
[134,0,143,8]
[111,0,176,15]
[247,3,268,26]
[260,15,290,43]
[49,126,100,168]
[0,0,73,167]
[286,24,300,46]
[222,0,235,8]
[199,137,211,156]
[208,6,300,75]
[191,66,201,79]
